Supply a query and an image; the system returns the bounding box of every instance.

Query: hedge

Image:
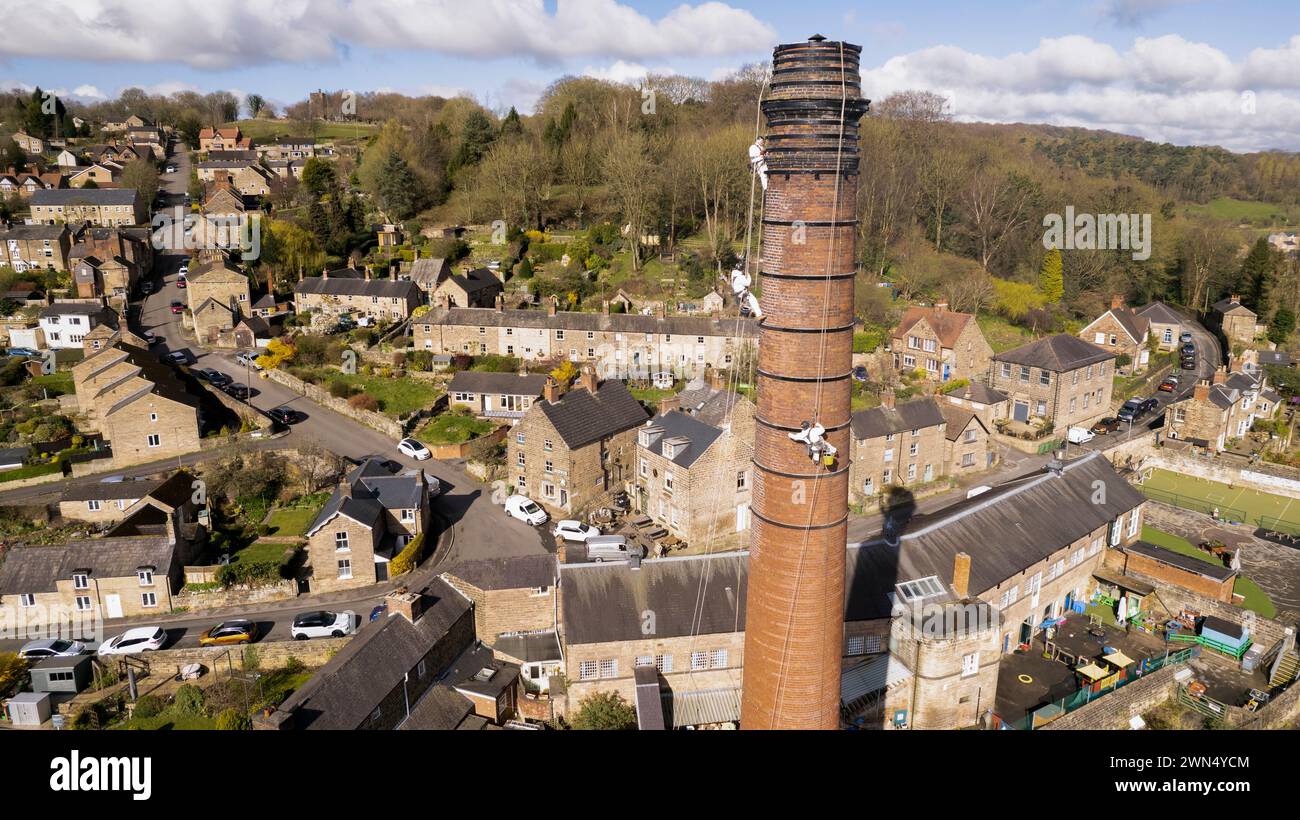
[389,531,426,577]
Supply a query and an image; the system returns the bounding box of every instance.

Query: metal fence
[1138,483,1300,536]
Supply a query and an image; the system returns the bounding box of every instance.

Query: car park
[198,619,257,646]
[553,520,600,542]
[505,495,549,525]
[397,438,431,461]
[1158,375,1179,392]
[97,626,167,656]
[291,610,358,640]
[1091,417,1121,435]
[18,638,87,659]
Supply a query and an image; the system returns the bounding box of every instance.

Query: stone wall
[1143,451,1300,500]
[139,637,350,676]
[426,426,506,461]
[1125,567,1288,650]
[173,579,298,611]
[264,366,404,438]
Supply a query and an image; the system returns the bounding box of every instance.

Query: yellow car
[198,619,257,646]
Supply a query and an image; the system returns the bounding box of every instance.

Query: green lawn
[230,540,295,568]
[976,314,1036,354]
[630,386,676,410]
[29,371,74,397]
[1141,526,1277,618]
[114,709,217,731]
[220,119,377,142]
[263,506,322,537]
[1183,197,1294,225]
[1139,468,1300,532]
[330,373,442,417]
[0,461,61,484]
[416,412,494,446]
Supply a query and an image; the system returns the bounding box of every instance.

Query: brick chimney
[339,479,353,499]
[321,266,329,280]
[1230,294,1241,304]
[543,376,560,403]
[1111,294,1125,310]
[934,301,948,312]
[548,296,558,317]
[952,552,971,599]
[494,293,504,311]
[1194,380,1211,401]
[881,388,896,410]
[660,395,681,413]
[385,587,424,623]
[577,363,598,394]
[602,299,610,315]
[1212,367,1228,385]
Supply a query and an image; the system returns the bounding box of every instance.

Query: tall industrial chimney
[742,35,869,730]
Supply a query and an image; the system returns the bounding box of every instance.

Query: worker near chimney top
[749,137,768,190]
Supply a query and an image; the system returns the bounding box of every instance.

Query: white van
[585,535,643,563]
[1067,426,1095,444]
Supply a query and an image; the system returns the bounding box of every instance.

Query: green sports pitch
[1137,468,1300,533]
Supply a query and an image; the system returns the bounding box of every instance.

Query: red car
[176,277,187,289]
[1158,376,1179,393]
[170,301,184,314]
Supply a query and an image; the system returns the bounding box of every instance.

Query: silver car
[19,638,87,659]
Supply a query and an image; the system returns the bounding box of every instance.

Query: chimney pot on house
[385,588,424,623]
[602,299,610,315]
[339,479,352,499]
[1111,294,1125,310]
[543,376,560,403]
[934,301,948,311]
[1212,367,1227,385]
[495,293,504,311]
[1230,294,1241,303]
[364,267,371,281]
[547,296,558,317]
[952,552,971,600]
[1194,380,1211,401]
[881,388,896,410]
[321,267,329,280]
[577,364,598,395]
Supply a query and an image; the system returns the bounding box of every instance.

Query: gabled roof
[559,551,747,644]
[672,380,745,427]
[1083,307,1149,344]
[446,268,499,295]
[938,404,987,442]
[994,333,1115,371]
[0,536,176,594]
[415,305,759,339]
[409,257,450,287]
[944,381,1007,406]
[32,188,138,207]
[1135,301,1185,326]
[446,370,547,397]
[305,459,425,537]
[536,380,649,449]
[846,451,1145,618]
[294,276,420,301]
[639,409,725,469]
[439,554,557,591]
[1213,297,1256,316]
[892,306,977,349]
[851,397,946,440]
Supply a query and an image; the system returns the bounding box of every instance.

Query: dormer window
[662,436,690,459]
[638,426,664,448]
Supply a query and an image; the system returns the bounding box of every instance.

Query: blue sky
[3,0,1299,150]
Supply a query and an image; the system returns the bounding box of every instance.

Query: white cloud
[863,34,1300,151]
[3,0,774,69]
[581,60,658,85]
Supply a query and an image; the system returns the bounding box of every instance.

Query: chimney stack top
[952,552,972,600]
[543,376,560,404]
[385,589,423,623]
[881,388,896,410]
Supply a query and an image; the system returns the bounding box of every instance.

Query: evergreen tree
[1038,247,1064,303]
[1239,237,1277,315]
[447,110,496,178]
[1269,308,1296,345]
[374,150,423,221]
[500,107,523,137]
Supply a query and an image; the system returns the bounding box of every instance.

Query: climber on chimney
[728,261,763,318]
[789,420,837,464]
[749,137,769,191]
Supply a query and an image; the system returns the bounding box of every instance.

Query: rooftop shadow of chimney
[879,485,917,544]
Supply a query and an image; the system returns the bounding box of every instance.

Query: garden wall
[174,578,298,611]
[140,637,349,676]
[263,367,403,438]
[1039,665,1181,730]
[426,426,506,460]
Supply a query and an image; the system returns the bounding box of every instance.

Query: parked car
[369,604,387,622]
[505,494,548,525]
[97,626,167,656]
[222,383,252,400]
[553,520,600,542]
[1180,356,1196,371]
[397,438,432,461]
[198,619,257,646]
[234,351,263,370]
[1180,342,1196,356]
[169,301,184,314]
[5,347,39,357]
[176,276,187,289]
[1139,397,1160,414]
[142,330,161,345]
[291,610,358,640]
[18,638,87,659]
[165,164,177,174]
[177,262,189,276]
[267,407,302,425]
[1091,417,1121,435]
[1179,331,1194,344]
[193,367,228,385]
[140,281,155,295]
[1117,398,1144,423]
[1067,426,1095,444]
[1158,376,1179,393]
[165,351,189,364]
[586,535,644,563]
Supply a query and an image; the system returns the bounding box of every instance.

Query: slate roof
[446,371,547,397]
[1213,297,1255,316]
[938,403,986,442]
[673,380,745,426]
[0,223,67,241]
[537,380,649,449]
[1097,307,1150,344]
[1135,301,1185,326]
[416,305,759,339]
[639,409,724,469]
[439,554,557,591]
[493,630,562,663]
[39,301,116,322]
[994,333,1116,371]
[399,684,473,730]
[61,475,166,503]
[845,451,1145,620]
[0,536,176,594]
[945,381,1008,406]
[559,551,747,645]
[892,306,976,348]
[851,397,946,440]
[277,577,474,730]
[32,188,138,207]
[1257,351,1292,367]
[1126,541,1235,581]
[295,276,419,300]
[409,257,450,287]
[447,268,499,295]
[304,458,424,537]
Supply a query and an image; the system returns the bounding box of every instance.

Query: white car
[19,638,87,659]
[506,495,549,526]
[553,520,600,542]
[165,165,177,174]
[398,438,431,461]
[177,262,189,276]
[234,351,264,370]
[291,610,358,640]
[97,626,167,656]
[1067,426,1096,444]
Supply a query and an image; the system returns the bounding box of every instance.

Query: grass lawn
[1141,526,1277,618]
[416,412,494,445]
[330,373,442,417]
[263,506,322,537]
[221,119,377,142]
[0,461,62,484]
[230,539,295,568]
[1183,197,1294,225]
[1139,468,1300,532]
[976,314,1036,354]
[29,371,74,396]
[630,386,676,410]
